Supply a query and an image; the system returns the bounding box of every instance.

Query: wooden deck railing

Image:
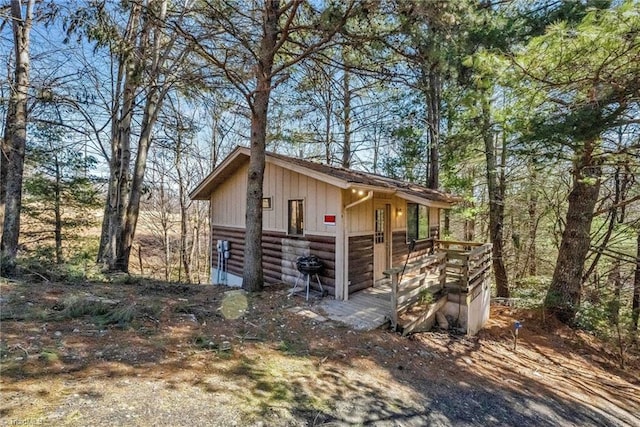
[387,252,446,330]
[439,241,492,292]
[386,241,492,334]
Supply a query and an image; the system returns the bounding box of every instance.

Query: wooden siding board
[346,192,373,234]
[212,226,245,277]
[348,234,374,295]
[307,176,316,231]
[211,226,336,296]
[392,230,435,267]
[276,165,284,231]
[237,162,341,236]
[211,163,247,228]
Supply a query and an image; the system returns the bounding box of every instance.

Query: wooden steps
[319,283,392,331]
[397,293,448,336]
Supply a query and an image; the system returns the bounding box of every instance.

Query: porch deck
[319,282,392,331]
[318,241,492,334]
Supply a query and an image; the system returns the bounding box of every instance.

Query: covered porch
[319,240,493,335]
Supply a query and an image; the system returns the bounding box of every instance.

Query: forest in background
[1,1,638,349]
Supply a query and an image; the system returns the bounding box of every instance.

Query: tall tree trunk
[210,110,220,167]
[426,69,440,190]
[482,97,509,298]
[324,97,332,165]
[464,217,475,242]
[101,75,135,270]
[164,228,170,281]
[97,2,142,269]
[0,90,15,237]
[179,193,191,284]
[583,164,624,282]
[545,139,601,324]
[159,180,171,282]
[107,0,179,272]
[527,164,538,276]
[189,222,198,283]
[176,138,192,284]
[463,197,475,242]
[54,154,63,264]
[115,91,162,271]
[341,63,351,168]
[1,0,34,272]
[607,260,622,326]
[631,231,640,343]
[117,0,173,271]
[242,0,278,292]
[443,209,450,237]
[244,90,269,291]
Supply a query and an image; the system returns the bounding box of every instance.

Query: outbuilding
[190,146,460,301]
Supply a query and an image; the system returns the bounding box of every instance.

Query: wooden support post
[462,254,470,290]
[438,252,446,288]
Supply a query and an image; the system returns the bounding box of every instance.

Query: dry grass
[1,277,639,426]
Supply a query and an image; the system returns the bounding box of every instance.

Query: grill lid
[296,256,323,273]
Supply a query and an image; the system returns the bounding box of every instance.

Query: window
[375,208,385,244]
[407,203,429,242]
[288,199,304,235]
[262,197,272,210]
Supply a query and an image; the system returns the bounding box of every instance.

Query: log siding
[211,226,336,296]
[348,234,374,294]
[392,230,435,267]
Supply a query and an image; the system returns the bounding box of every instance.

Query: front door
[373,203,391,281]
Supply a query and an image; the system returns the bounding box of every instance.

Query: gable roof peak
[190,145,459,205]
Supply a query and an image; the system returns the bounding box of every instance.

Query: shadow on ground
[1,278,638,426]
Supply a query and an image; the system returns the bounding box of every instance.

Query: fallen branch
[10,344,29,358]
[235,334,263,342]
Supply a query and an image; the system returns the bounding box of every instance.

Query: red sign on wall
[323,214,336,225]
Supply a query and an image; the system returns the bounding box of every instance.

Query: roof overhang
[190,145,462,208]
[267,155,350,189]
[189,146,249,200]
[397,191,455,209]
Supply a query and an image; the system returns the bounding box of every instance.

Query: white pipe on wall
[345,190,373,210]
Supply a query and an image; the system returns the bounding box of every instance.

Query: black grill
[296,256,323,274]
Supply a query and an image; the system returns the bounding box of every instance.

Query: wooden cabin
[190,146,460,301]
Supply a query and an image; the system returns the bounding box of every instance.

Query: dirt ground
[1,277,639,427]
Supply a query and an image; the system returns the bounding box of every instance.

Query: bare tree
[1,0,34,272]
[341,46,352,168]
[75,0,195,272]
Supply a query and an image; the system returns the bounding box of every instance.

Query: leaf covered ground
[1,277,639,426]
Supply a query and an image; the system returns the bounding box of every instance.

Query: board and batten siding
[208,159,445,298]
[344,190,374,234]
[210,164,248,228]
[211,162,341,235]
[212,226,337,296]
[262,162,341,235]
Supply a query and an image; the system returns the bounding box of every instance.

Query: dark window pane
[418,204,429,240]
[375,208,385,244]
[406,202,429,242]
